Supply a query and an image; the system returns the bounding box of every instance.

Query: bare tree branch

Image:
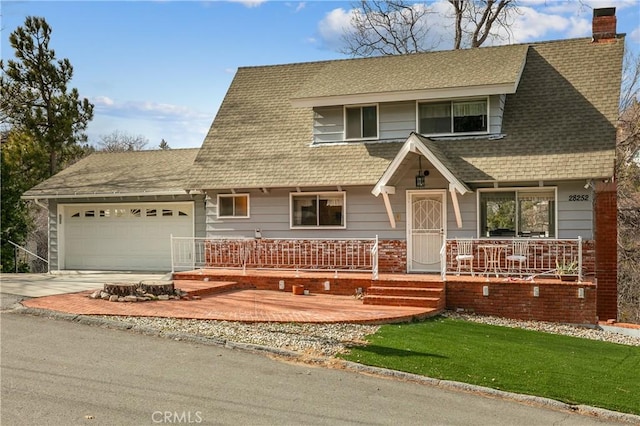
[340,0,519,56]
[617,51,640,323]
[340,1,439,56]
[449,0,518,49]
[97,130,149,152]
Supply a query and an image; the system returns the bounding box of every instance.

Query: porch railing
[441,237,584,282]
[171,235,379,279]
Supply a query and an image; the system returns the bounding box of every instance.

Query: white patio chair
[507,240,529,276]
[455,239,474,276]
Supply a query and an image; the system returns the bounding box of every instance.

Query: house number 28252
[568,194,589,201]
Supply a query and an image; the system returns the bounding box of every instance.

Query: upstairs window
[290,192,345,228]
[419,99,487,135]
[345,105,378,140]
[218,194,249,218]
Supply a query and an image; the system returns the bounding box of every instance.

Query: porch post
[449,184,463,228]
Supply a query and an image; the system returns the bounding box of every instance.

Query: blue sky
[2,0,640,149]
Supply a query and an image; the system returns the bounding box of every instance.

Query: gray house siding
[313,106,343,144]
[490,94,506,134]
[47,204,58,272]
[205,179,593,242]
[379,102,415,140]
[312,96,505,144]
[556,181,594,239]
[206,187,405,240]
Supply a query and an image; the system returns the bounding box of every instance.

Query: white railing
[171,235,379,279]
[442,237,585,282]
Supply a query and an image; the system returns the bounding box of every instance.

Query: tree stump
[103,282,138,297]
[139,280,174,296]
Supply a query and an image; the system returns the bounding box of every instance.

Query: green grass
[339,317,640,415]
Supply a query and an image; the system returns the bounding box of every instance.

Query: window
[419,99,487,134]
[479,189,556,238]
[291,192,345,228]
[345,105,377,140]
[218,194,249,218]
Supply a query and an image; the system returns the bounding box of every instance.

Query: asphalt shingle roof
[23,148,199,198]
[293,44,528,100]
[190,37,623,189]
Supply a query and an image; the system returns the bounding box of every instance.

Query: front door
[407,191,445,272]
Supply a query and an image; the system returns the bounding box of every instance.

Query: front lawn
[339,317,640,415]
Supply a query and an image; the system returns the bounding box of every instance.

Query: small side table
[479,244,508,278]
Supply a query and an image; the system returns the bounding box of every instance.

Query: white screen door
[408,191,445,272]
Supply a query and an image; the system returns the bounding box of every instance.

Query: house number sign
[568,194,590,202]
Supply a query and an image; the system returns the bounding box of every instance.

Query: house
[24,9,624,322]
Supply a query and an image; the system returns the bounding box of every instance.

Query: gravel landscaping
[443,312,640,347]
[99,312,640,357]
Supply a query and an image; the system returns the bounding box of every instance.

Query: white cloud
[316,7,352,50]
[91,97,210,122]
[92,96,115,107]
[631,27,640,43]
[285,2,306,13]
[565,16,592,38]
[508,7,572,43]
[227,0,267,8]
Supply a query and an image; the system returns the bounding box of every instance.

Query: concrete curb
[9,305,640,425]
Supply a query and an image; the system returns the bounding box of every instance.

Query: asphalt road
[1,310,623,426]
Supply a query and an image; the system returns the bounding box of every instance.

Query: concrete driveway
[0,271,170,298]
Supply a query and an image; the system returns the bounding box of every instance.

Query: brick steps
[364,282,445,309]
[173,280,255,297]
[363,295,441,308]
[371,279,444,288]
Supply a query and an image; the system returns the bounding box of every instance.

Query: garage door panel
[63,203,193,271]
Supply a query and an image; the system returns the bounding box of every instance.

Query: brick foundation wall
[185,271,378,296]
[446,279,598,324]
[378,239,407,273]
[594,182,618,321]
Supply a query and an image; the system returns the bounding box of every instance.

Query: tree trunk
[139,281,175,296]
[103,282,138,297]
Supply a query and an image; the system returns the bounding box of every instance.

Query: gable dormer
[291,44,527,144]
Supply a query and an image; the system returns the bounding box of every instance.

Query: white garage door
[62,202,193,271]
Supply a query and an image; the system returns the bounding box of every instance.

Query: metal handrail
[171,235,379,279]
[443,237,585,281]
[5,240,49,272]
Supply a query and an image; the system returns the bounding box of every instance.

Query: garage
[61,202,194,271]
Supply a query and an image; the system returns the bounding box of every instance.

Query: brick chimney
[592,7,617,43]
